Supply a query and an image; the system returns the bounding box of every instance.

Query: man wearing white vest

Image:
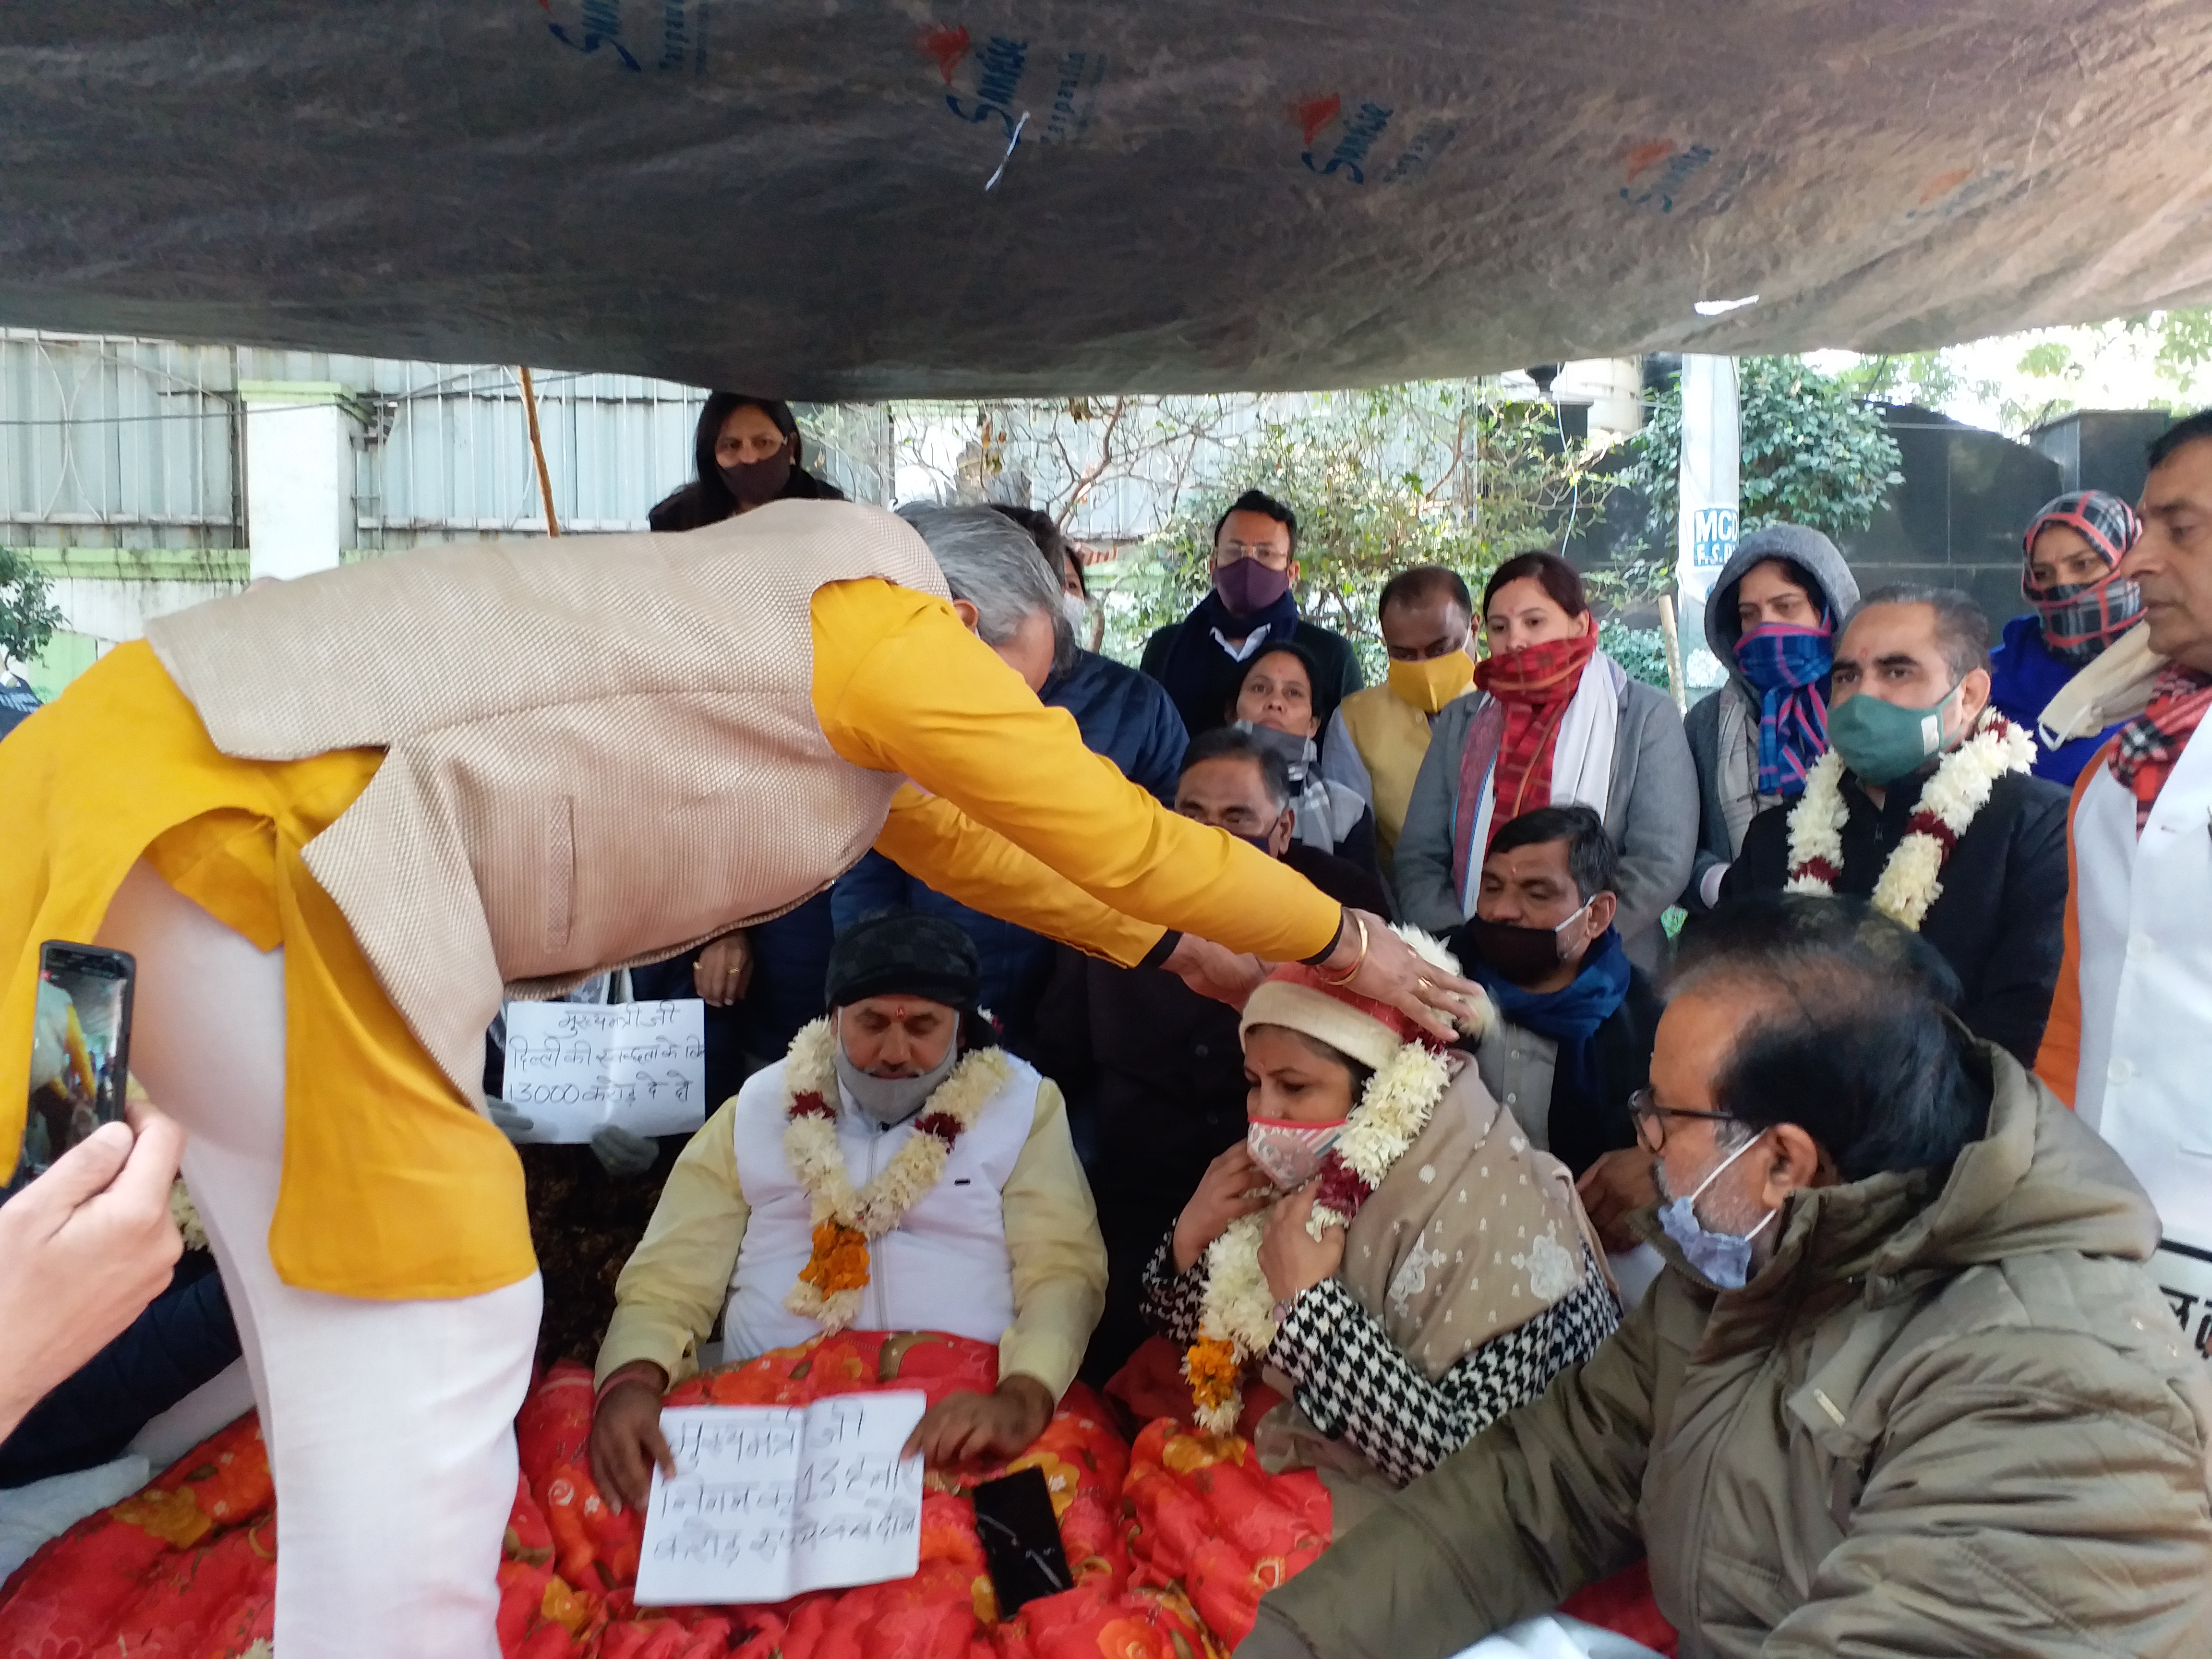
[589,911,1106,1505]
[2038,408,2212,1357]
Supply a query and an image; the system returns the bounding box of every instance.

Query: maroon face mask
[719,444,793,508]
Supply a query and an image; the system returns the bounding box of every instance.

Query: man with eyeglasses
[1141,488,1363,739]
[1239,896,2212,1659]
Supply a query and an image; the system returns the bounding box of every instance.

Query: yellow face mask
[1386,649,1475,714]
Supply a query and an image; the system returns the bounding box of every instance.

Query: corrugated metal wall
[0,332,240,549]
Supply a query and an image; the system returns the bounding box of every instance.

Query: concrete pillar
[1675,355,1740,692]
[238,382,359,580]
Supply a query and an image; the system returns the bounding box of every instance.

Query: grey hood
[1704,523,1861,704]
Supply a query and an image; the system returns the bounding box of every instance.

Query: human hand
[1258,1183,1345,1303]
[1172,1142,1274,1272]
[589,1366,674,1514]
[485,1097,533,1142]
[1162,934,1268,1010]
[589,1124,659,1179]
[902,1375,1054,1467]
[693,932,754,1007]
[1576,1147,1660,1254]
[0,1103,185,1439]
[1326,910,1489,1044]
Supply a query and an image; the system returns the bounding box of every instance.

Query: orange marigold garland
[779,1018,1012,1333]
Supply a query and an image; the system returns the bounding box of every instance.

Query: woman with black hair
[1229,644,1381,876]
[646,393,845,532]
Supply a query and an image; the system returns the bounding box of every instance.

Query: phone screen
[969,1466,1072,1615]
[12,941,135,1198]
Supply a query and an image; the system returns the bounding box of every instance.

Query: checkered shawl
[2110,665,2212,832]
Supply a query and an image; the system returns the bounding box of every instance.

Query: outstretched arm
[815,580,1341,962]
[817,580,1483,1040]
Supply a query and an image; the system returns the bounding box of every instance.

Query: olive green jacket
[1241,1047,2212,1659]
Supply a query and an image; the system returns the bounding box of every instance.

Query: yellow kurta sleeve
[595,1096,751,1389]
[810,579,1343,964]
[997,1078,1108,1401]
[873,786,1166,967]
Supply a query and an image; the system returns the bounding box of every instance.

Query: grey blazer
[1393,670,1698,968]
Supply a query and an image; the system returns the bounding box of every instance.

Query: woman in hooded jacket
[1681,523,1861,912]
[646,393,845,532]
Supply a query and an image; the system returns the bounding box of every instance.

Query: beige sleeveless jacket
[144,500,948,1103]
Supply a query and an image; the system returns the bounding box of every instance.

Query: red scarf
[1474,629,1599,828]
[2110,665,2212,833]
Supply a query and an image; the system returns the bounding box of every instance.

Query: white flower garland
[1184,1040,1451,1433]
[779,1017,1012,1333]
[1784,709,2034,930]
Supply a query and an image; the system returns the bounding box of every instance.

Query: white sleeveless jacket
[721,1048,1040,1359]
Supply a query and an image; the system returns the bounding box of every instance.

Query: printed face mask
[1386,649,1475,715]
[832,1024,960,1127]
[1655,1130,1777,1290]
[1246,1116,1344,1190]
[1462,901,1590,987]
[719,445,793,509]
[1215,556,1292,617]
[1825,681,1963,786]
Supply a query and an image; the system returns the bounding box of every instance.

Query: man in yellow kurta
[0,501,1471,1659]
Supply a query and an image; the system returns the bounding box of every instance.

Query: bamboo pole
[1657,592,1688,712]
[518,365,560,537]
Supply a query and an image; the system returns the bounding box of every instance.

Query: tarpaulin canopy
[4,2,2211,398]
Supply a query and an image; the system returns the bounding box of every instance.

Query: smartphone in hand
[13,941,136,1198]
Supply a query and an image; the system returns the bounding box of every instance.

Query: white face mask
[1061,594,1092,636]
[831,1025,960,1126]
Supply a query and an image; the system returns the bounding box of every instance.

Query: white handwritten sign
[634,1394,928,1608]
[503,999,708,1143]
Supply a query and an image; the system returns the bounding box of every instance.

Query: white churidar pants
[97,860,539,1659]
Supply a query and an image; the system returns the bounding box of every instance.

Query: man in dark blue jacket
[830,506,1188,1049]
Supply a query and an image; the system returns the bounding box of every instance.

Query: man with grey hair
[896,503,1073,682]
[1723,582,2068,1061]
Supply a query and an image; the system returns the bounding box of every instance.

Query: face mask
[1232,719,1315,770]
[1462,902,1589,987]
[1825,681,1963,786]
[2033,574,2143,666]
[1655,1130,1778,1290]
[1061,594,1092,637]
[1215,556,1292,617]
[831,1022,960,1127]
[1386,650,1475,715]
[1732,623,1832,694]
[718,445,793,509]
[1232,830,1284,857]
[1246,1116,1344,1190]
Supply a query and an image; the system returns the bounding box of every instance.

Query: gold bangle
[1314,912,1369,986]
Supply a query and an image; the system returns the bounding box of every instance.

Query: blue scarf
[1154,586,1302,733]
[1733,622,1833,798]
[1477,929,1632,1127]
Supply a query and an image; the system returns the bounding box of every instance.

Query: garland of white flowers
[1783,709,2035,931]
[1184,1039,1451,1433]
[779,1016,1012,1333]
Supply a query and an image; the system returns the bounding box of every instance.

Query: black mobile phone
[970,1466,1072,1615]
[14,941,135,1195]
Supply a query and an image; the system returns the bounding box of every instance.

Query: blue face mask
[1655,1131,1778,1290]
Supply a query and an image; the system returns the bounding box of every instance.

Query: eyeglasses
[1626,1088,1738,1152]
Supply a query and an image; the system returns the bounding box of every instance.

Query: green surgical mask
[1827,681,1962,785]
